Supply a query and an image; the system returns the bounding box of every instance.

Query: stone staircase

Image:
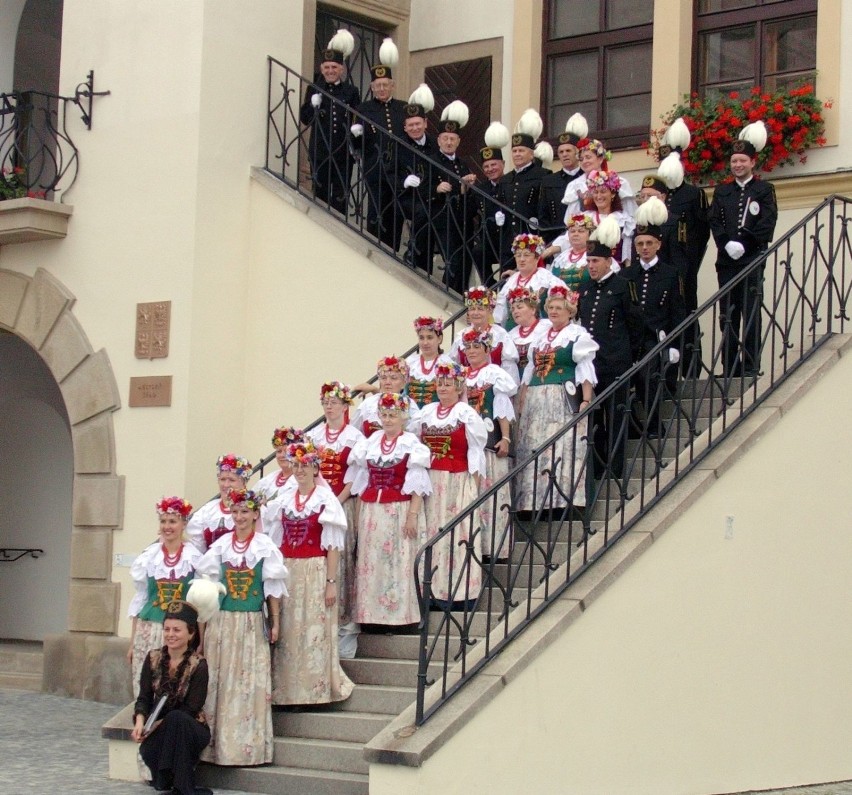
[106,376,756,793]
[0,639,43,691]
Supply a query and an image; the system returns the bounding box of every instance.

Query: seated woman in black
[131,598,212,795]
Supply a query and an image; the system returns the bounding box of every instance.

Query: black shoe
[194,788,214,795]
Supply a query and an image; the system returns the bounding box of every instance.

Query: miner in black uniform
[350,38,406,250]
[469,123,510,286]
[578,217,642,483]
[498,110,549,270]
[431,101,477,294]
[299,30,361,216]
[623,198,687,436]
[708,122,778,377]
[537,114,587,244]
[387,84,438,274]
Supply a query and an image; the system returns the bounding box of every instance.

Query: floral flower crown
[586,169,621,192]
[547,285,579,304]
[377,392,409,414]
[462,328,494,349]
[567,213,596,230]
[227,488,262,511]
[435,361,468,383]
[511,233,546,256]
[216,453,252,478]
[320,381,353,404]
[377,355,409,376]
[156,496,193,518]
[272,427,304,448]
[578,138,611,160]
[507,286,539,306]
[285,441,322,467]
[413,316,444,334]
[464,286,496,307]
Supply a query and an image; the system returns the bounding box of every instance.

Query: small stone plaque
[129,376,172,407]
[135,301,171,359]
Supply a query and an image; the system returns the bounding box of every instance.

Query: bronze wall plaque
[135,301,171,359]
[129,376,173,407]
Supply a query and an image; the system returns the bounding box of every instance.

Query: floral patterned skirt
[424,470,482,602]
[201,610,273,766]
[131,619,163,699]
[515,383,588,510]
[478,450,512,559]
[272,556,354,705]
[354,499,425,625]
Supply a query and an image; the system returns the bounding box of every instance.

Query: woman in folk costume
[185,454,252,553]
[131,582,219,795]
[507,285,552,375]
[269,441,354,706]
[450,286,520,384]
[493,233,568,329]
[255,426,305,508]
[417,361,488,607]
[305,381,364,658]
[542,213,595,290]
[349,392,432,626]
[581,169,635,267]
[515,286,598,517]
[406,316,445,408]
[351,355,421,436]
[561,132,637,219]
[128,497,201,698]
[460,330,518,561]
[196,489,288,766]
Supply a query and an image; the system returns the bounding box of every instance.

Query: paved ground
[0,689,253,794]
[1,686,851,795]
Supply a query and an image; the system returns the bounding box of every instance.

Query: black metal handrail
[0,72,109,202]
[0,548,44,562]
[265,55,536,296]
[412,194,851,725]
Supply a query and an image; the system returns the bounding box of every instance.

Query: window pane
[605,93,651,130]
[698,0,757,12]
[550,100,598,135]
[703,80,753,101]
[764,70,816,93]
[606,42,652,97]
[550,0,600,39]
[765,15,816,73]
[700,25,755,84]
[606,0,652,30]
[548,51,599,105]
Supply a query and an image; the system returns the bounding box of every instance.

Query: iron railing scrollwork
[266,56,536,298]
[412,194,852,726]
[0,548,44,562]
[0,71,109,202]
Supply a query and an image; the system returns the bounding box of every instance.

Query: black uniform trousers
[717,259,765,376]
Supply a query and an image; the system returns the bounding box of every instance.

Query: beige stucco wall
[370,344,852,795]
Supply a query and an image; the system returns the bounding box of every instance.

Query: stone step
[0,671,42,691]
[273,709,391,744]
[274,735,368,774]
[0,641,44,675]
[195,760,368,795]
[329,683,415,715]
[341,656,441,688]
[356,632,423,660]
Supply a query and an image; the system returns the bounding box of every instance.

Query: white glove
[529,217,539,230]
[494,211,505,227]
[667,348,680,365]
[658,330,667,343]
[310,93,322,109]
[350,123,363,137]
[403,175,421,189]
[725,241,745,260]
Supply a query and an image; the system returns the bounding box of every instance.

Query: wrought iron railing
[265,56,535,296]
[0,548,44,562]
[412,194,851,725]
[0,71,109,202]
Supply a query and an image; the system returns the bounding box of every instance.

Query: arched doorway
[0,330,72,639]
[0,266,124,700]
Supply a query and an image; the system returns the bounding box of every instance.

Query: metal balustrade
[412,194,852,725]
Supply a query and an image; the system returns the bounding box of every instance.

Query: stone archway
[0,267,124,692]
